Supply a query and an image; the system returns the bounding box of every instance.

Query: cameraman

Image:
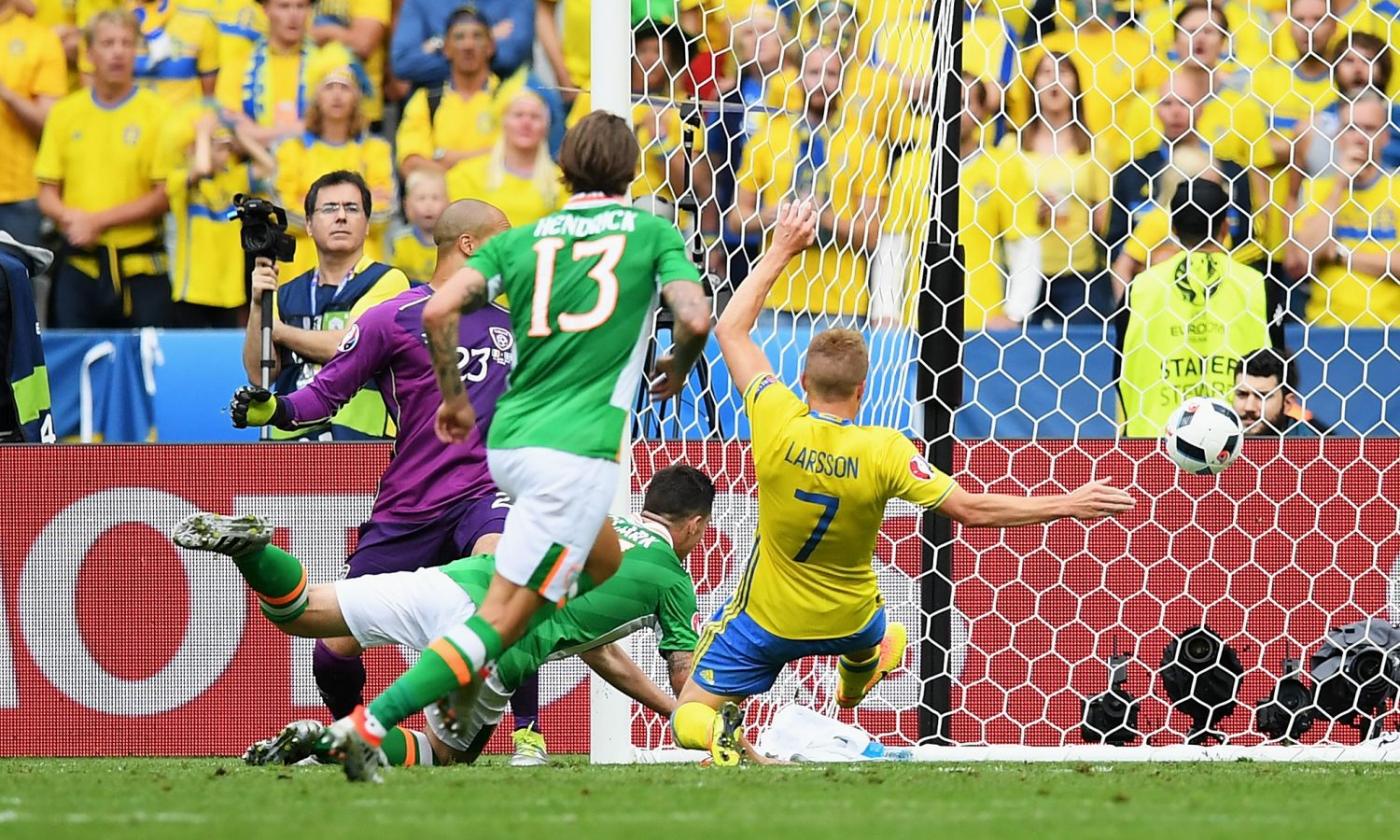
[242,170,410,440]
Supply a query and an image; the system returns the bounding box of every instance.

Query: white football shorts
[487,446,620,603]
[334,568,476,651]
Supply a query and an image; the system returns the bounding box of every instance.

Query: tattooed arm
[422,266,491,443]
[651,280,713,400]
[664,650,693,697]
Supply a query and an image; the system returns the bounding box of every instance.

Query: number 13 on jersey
[529,234,626,337]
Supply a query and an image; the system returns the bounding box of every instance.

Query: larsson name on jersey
[533,209,639,238]
[782,443,860,478]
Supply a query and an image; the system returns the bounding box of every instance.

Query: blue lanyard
[309,265,357,321]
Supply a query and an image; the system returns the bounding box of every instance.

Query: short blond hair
[804,329,868,399]
[404,168,447,198]
[85,9,138,46]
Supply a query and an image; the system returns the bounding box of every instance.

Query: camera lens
[1350,650,1383,683]
[1182,634,1217,666]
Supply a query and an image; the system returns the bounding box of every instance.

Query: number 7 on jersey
[793,489,839,563]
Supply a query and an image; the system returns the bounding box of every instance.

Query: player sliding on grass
[673,201,1138,766]
[173,465,714,778]
[318,111,713,780]
[221,199,549,765]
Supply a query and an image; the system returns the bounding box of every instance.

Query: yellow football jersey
[313,0,388,123]
[734,113,886,316]
[216,43,308,129]
[78,0,219,107]
[740,373,956,640]
[387,228,435,284]
[960,144,1041,329]
[1297,173,1400,327]
[212,0,265,87]
[395,72,526,169]
[34,86,170,278]
[0,10,67,203]
[167,162,251,308]
[444,155,567,228]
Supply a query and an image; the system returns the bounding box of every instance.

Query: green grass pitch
[3,758,1400,839]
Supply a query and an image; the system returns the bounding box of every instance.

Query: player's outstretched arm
[714,200,816,390]
[422,267,489,443]
[579,643,679,717]
[938,479,1136,528]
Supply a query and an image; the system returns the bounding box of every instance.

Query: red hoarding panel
[2,439,1397,755]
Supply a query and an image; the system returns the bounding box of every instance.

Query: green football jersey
[468,196,702,460]
[437,514,700,692]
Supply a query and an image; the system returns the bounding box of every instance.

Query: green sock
[379,727,433,766]
[231,545,308,624]
[367,616,506,730]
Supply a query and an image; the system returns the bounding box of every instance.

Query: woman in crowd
[1011,51,1111,324]
[446,88,564,228]
[274,44,394,276]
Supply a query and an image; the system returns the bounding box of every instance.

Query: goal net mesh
[574,0,1400,755]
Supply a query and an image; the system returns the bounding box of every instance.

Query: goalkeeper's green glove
[231,385,288,428]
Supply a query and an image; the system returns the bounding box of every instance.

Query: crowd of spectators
[1,0,1398,335]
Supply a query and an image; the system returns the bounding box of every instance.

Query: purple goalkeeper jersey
[278,286,515,523]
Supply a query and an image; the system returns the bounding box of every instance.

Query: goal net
[574,0,1400,761]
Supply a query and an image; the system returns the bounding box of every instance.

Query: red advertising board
[1,439,1397,755]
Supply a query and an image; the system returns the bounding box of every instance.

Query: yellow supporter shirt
[445,155,567,228]
[167,162,252,308]
[216,42,309,129]
[395,71,526,168]
[735,112,886,316]
[33,0,77,29]
[960,144,1041,328]
[313,0,388,123]
[1271,0,1400,95]
[738,372,956,640]
[960,8,1019,92]
[78,0,219,107]
[1250,61,1334,256]
[1297,173,1400,327]
[1018,145,1109,276]
[274,133,393,276]
[212,0,265,86]
[388,228,435,284]
[0,10,68,203]
[34,86,170,276]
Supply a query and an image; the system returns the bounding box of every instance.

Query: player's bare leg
[835,622,909,709]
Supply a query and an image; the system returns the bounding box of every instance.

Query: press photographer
[239,170,409,440]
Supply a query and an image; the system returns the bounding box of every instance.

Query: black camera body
[1081,653,1141,746]
[233,194,297,263]
[1160,625,1242,744]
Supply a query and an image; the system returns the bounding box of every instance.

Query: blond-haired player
[672,201,1137,765]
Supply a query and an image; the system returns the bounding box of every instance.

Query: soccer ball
[1164,397,1244,475]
